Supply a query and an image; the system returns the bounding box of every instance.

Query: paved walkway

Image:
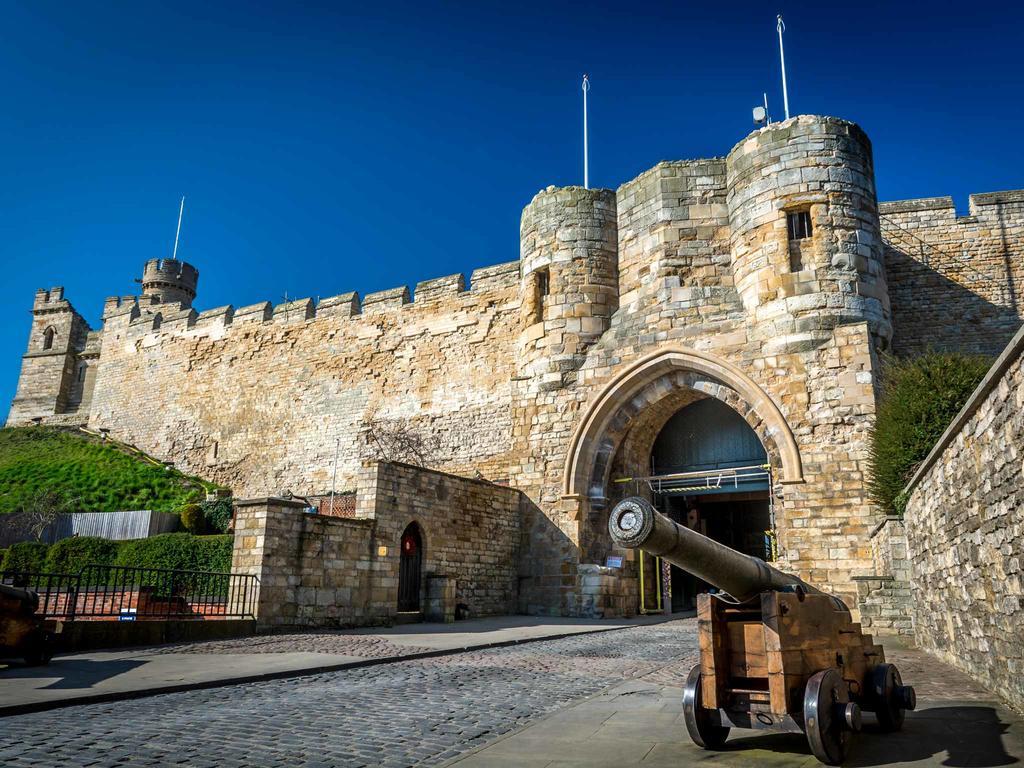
[0,614,671,714]
[2,619,1020,767]
[446,642,1024,768]
[0,619,698,768]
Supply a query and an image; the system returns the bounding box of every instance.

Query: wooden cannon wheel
[804,668,862,765]
[871,663,916,732]
[682,664,730,749]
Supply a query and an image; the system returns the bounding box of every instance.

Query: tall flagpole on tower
[172,196,185,261]
[777,14,790,120]
[582,74,590,189]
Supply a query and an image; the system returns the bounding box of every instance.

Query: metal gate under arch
[398,523,423,612]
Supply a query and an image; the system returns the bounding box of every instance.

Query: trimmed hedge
[1,541,48,573]
[868,352,991,516]
[0,534,233,576]
[113,533,232,573]
[44,536,120,574]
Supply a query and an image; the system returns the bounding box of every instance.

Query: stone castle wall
[882,191,1024,358]
[232,461,521,626]
[10,114,1024,618]
[853,516,913,636]
[903,324,1024,711]
[88,262,524,498]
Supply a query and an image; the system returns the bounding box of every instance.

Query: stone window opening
[42,327,55,350]
[534,267,551,322]
[786,210,812,272]
[77,363,86,382]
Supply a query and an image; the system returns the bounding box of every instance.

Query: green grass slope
[0,427,213,515]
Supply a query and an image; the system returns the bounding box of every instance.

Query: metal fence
[1,565,258,621]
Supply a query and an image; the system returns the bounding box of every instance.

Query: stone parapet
[231,462,523,628]
[903,324,1024,711]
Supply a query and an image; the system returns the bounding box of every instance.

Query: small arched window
[42,327,55,350]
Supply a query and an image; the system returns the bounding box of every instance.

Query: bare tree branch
[363,418,441,468]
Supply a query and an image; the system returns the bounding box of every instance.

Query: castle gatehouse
[9,114,1024,624]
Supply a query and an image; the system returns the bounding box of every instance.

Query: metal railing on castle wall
[1,565,258,621]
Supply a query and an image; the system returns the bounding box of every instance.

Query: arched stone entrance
[650,398,772,611]
[561,347,803,569]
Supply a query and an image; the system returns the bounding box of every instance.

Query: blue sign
[605,556,623,569]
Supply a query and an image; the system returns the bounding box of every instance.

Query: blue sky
[2,1,1023,416]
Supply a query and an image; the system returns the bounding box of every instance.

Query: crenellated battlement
[83,259,523,350]
[880,189,1024,222]
[33,286,71,312]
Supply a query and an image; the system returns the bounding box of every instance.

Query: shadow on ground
[723,706,1018,767]
[0,658,146,690]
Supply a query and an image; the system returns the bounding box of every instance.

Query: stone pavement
[0,614,672,714]
[0,619,699,768]
[446,642,1024,768]
[2,619,1020,768]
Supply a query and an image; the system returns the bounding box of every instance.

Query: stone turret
[6,287,91,424]
[141,258,199,308]
[518,186,618,390]
[726,115,892,353]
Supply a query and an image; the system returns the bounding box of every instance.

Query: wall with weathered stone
[904,324,1024,710]
[882,191,1024,358]
[14,114,1024,622]
[357,461,522,618]
[86,262,523,499]
[853,516,913,636]
[232,461,522,626]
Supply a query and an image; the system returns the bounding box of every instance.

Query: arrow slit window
[786,210,812,272]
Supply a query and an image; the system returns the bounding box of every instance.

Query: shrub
[113,533,233,573]
[44,536,119,575]
[1,541,49,573]
[179,504,206,534]
[200,497,233,534]
[193,535,233,573]
[868,352,991,516]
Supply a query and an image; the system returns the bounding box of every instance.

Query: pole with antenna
[582,74,590,189]
[171,196,185,261]
[777,14,790,120]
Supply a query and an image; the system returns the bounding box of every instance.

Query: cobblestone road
[0,620,698,768]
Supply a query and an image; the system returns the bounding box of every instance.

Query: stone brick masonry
[903,323,1024,711]
[232,461,521,626]
[8,114,1024,620]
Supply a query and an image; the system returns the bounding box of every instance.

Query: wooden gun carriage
[608,497,915,765]
[0,583,58,666]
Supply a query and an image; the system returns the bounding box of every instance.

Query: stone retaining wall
[903,324,1024,711]
[232,461,522,627]
[852,517,913,636]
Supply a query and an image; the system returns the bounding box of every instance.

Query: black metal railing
[1,565,258,621]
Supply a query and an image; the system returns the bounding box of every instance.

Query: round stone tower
[518,186,618,389]
[141,258,199,308]
[726,115,891,352]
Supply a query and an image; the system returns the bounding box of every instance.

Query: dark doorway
[398,523,423,612]
[650,398,772,613]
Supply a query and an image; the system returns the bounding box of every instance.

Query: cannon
[609,497,915,765]
[0,583,58,666]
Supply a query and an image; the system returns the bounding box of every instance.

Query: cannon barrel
[607,496,824,603]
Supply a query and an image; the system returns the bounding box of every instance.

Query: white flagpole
[172,196,185,261]
[329,436,340,515]
[777,15,790,120]
[582,74,590,189]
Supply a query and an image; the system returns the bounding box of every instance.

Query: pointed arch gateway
[562,347,804,504]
